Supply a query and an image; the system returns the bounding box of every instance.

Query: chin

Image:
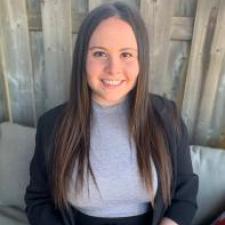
[104,96,125,104]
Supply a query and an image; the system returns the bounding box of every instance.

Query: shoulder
[37,103,67,134]
[149,93,178,119]
[39,103,67,124]
[149,93,182,137]
[35,103,68,165]
[150,93,189,147]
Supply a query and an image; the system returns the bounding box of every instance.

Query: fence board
[171,17,194,41]
[0,0,225,148]
[181,0,221,139]
[0,43,7,122]
[88,0,103,10]
[175,0,197,17]
[27,16,194,41]
[166,41,190,106]
[210,58,225,148]
[72,0,88,32]
[195,1,225,145]
[25,1,194,41]
[27,0,42,31]
[30,31,45,125]
[140,0,177,98]
[0,0,35,126]
[88,0,138,11]
[41,0,72,110]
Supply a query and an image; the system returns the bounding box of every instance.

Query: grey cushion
[0,206,28,225]
[191,145,225,225]
[0,122,35,209]
[1,122,225,225]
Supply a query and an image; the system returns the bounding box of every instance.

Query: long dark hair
[50,1,173,210]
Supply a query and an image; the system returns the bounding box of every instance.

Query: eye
[92,51,107,58]
[121,52,133,58]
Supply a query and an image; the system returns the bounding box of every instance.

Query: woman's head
[86,17,139,106]
[70,1,149,106]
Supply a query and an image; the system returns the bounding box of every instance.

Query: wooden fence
[0,0,225,148]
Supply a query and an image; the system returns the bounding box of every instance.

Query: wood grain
[41,0,73,110]
[0,0,35,126]
[181,0,221,139]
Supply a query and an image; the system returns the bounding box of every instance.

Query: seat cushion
[0,122,36,209]
[191,145,225,225]
[0,206,29,225]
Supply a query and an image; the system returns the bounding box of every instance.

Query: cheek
[126,61,139,81]
[86,58,105,78]
[86,59,106,90]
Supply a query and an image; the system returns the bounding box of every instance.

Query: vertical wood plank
[175,0,197,17]
[0,0,35,126]
[88,0,138,11]
[214,59,225,148]
[140,0,177,98]
[0,42,7,122]
[41,0,72,110]
[166,41,190,106]
[72,0,88,32]
[30,31,45,125]
[0,27,12,122]
[182,0,221,140]
[26,0,42,31]
[195,0,225,145]
[88,0,103,11]
[171,17,194,41]
[209,58,225,148]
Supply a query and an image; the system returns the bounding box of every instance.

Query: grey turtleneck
[67,98,158,217]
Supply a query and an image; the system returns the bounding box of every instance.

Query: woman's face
[86,17,139,106]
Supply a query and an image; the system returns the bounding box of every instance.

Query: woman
[24,2,198,225]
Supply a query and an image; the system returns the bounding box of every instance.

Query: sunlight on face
[86,17,139,106]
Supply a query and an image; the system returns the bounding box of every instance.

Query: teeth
[102,80,122,85]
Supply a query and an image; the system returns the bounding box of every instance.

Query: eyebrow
[89,46,138,51]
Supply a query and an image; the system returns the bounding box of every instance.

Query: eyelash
[92,51,134,59]
[121,52,133,58]
[93,51,107,57]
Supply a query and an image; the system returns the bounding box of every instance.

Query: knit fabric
[67,98,158,217]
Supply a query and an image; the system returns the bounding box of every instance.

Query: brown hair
[50,1,173,210]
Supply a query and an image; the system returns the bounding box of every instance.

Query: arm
[161,101,199,225]
[24,116,64,225]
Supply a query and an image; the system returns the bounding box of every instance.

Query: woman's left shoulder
[149,93,179,121]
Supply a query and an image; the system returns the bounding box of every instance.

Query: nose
[105,56,122,75]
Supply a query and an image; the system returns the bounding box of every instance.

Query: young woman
[24,2,198,225]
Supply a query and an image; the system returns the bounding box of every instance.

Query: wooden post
[0,0,35,126]
[140,0,177,98]
[181,0,222,141]
[41,0,73,110]
[195,0,225,145]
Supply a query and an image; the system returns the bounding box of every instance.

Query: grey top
[67,98,158,217]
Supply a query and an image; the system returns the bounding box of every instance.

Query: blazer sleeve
[24,116,64,225]
[164,101,199,225]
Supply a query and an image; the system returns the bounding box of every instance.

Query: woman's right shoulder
[37,102,67,132]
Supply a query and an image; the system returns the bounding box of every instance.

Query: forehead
[88,17,138,49]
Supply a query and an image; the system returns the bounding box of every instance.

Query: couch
[0,122,225,225]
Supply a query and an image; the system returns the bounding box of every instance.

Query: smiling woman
[86,17,139,106]
[24,2,198,225]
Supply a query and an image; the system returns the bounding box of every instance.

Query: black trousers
[73,208,153,225]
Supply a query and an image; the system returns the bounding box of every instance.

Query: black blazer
[24,94,198,225]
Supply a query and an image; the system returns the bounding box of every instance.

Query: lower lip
[102,80,124,89]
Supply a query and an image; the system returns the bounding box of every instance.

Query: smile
[102,79,124,87]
